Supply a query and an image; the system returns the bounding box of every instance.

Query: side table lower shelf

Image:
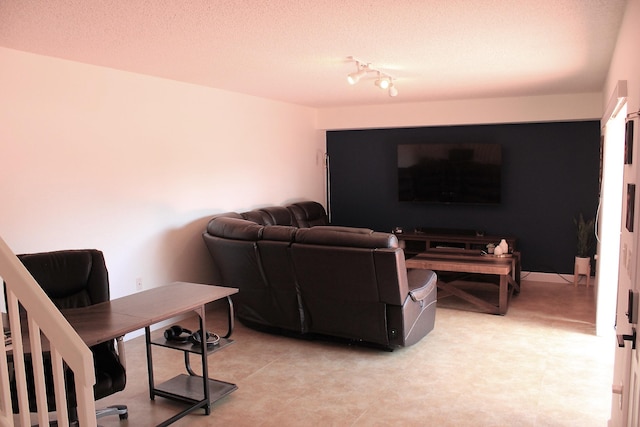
[148,335,237,426]
[154,374,238,405]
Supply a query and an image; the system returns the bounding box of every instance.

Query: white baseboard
[522,271,594,285]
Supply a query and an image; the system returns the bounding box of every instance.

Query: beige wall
[0,47,323,300]
[605,0,640,113]
[317,91,603,130]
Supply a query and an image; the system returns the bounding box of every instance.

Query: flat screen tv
[398,143,502,204]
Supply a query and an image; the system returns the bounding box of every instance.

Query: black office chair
[10,249,127,424]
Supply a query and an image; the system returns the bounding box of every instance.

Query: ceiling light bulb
[388,84,398,97]
[375,77,391,90]
[347,72,360,85]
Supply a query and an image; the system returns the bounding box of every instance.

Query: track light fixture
[347,61,369,85]
[388,83,398,97]
[346,56,398,97]
[374,72,391,90]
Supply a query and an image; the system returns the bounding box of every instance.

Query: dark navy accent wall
[326,121,601,274]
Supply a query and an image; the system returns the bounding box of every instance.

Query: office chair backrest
[11,248,126,418]
[18,249,110,309]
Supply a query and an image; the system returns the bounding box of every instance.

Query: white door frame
[597,81,628,337]
[605,80,640,426]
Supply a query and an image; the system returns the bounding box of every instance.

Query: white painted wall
[0,47,324,302]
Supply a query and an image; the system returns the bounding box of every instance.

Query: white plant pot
[574,256,591,275]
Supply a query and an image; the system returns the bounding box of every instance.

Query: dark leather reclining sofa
[202,201,437,349]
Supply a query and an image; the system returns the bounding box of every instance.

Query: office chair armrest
[116,336,126,369]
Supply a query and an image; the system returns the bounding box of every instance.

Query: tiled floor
[97,279,614,427]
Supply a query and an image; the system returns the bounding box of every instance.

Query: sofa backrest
[241,206,296,226]
[233,201,329,228]
[203,217,272,325]
[294,227,392,247]
[240,209,269,225]
[259,206,296,226]
[256,225,304,331]
[286,201,329,227]
[206,215,263,240]
[290,227,407,346]
[204,216,304,331]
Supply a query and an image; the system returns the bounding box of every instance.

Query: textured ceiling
[0,0,627,108]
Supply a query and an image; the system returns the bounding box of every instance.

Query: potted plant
[574,213,595,277]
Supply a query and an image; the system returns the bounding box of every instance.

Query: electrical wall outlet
[136,277,143,291]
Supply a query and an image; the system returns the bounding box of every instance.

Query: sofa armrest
[407,269,437,302]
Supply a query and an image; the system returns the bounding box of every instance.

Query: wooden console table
[396,230,517,256]
[8,282,238,426]
[406,249,520,315]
